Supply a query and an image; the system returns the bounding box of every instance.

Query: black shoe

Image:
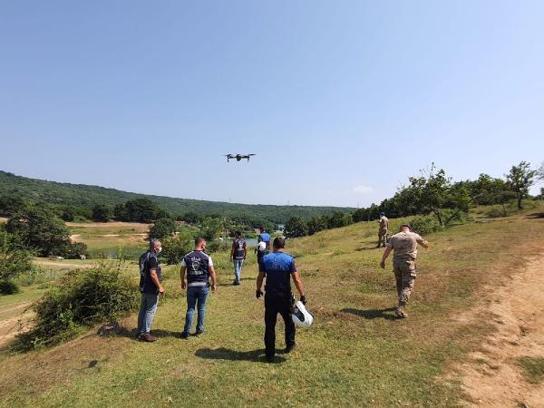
[195,330,204,336]
[284,344,296,354]
[265,354,275,363]
[233,280,240,286]
[181,332,189,339]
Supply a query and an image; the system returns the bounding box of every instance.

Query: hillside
[0,170,353,223]
[1,207,543,406]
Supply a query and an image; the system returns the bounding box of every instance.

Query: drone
[224,153,256,162]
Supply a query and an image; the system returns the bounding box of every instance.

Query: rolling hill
[0,170,353,223]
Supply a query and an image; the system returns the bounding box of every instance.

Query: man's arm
[208,265,217,291]
[416,235,429,249]
[180,266,187,289]
[150,269,165,294]
[230,242,235,259]
[380,246,393,269]
[243,242,247,259]
[292,271,305,299]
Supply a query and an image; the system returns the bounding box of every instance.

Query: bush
[14,261,139,350]
[149,217,177,240]
[0,280,20,294]
[285,217,308,238]
[92,204,112,222]
[62,242,89,259]
[409,215,443,235]
[161,230,195,265]
[0,229,33,294]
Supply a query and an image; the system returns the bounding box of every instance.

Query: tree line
[284,161,543,238]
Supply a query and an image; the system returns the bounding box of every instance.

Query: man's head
[234,231,241,238]
[259,226,265,233]
[272,237,286,250]
[150,239,162,253]
[399,224,412,232]
[379,212,385,217]
[195,237,206,250]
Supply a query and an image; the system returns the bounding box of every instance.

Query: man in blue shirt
[137,239,165,342]
[256,226,271,268]
[180,237,217,339]
[256,237,306,362]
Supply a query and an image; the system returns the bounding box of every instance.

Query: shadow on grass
[341,307,399,320]
[527,212,544,219]
[195,347,286,363]
[106,326,180,340]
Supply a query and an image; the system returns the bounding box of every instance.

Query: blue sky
[1,1,543,207]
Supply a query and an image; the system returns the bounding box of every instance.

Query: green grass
[517,356,544,384]
[0,205,543,407]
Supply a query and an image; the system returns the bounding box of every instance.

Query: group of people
[136,218,428,360]
[137,227,306,362]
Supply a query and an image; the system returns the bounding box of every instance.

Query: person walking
[256,237,306,362]
[380,224,429,318]
[180,237,217,339]
[377,212,389,248]
[137,239,165,342]
[256,226,271,268]
[230,231,247,285]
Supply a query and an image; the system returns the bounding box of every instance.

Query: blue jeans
[183,286,209,334]
[233,259,244,282]
[137,292,159,334]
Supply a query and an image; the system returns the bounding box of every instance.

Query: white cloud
[353,185,373,194]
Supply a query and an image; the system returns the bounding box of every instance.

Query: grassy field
[0,206,543,406]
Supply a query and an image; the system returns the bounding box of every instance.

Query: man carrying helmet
[256,237,306,362]
[380,224,429,318]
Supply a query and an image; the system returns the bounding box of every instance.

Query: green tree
[284,217,308,238]
[506,161,537,210]
[6,208,71,256]
[307,215,327,235]
[92,204,112,222]
[199,217,223,241]
[0,229,33,294]
[124,199,160,223]
[161,229,195,265]
[0,195,28,217]
[148,217,177,240]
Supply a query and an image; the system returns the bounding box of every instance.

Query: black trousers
[264,293,295,357]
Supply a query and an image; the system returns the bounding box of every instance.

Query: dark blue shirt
[232,238,246,260]
[258,232,271,249]
[181,250,213,287]
[139,251,162,294]
[260,251,296,295]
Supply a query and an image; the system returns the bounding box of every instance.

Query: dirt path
[0,302,33,349]
[453,254,544,407]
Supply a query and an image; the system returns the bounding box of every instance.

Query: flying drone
[224,154,256,162]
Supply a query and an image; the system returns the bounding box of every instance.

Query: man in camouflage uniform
[380,224,429,318]
[377,212,389,248]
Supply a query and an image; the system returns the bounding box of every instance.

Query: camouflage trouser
[378,231,388,247]
[393,260,416,306]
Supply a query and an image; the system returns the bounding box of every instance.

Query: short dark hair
[235,231,241,237]
[400,224,412,231]
[273,237,286,249]
[195,237,206,246]
[259,226,264,231]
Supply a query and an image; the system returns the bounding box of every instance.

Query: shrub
[92,204,112,222]
[62,242,89,259]
[485,206,508,218]
[0,229,33,294]
[409,215,442,235]
[149,217,177,240]
[14,261,139,350]
[161,230,195,265]
[284,217,308,238]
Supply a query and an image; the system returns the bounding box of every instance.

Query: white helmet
[292,301,314,328]
[258,241,267,252]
